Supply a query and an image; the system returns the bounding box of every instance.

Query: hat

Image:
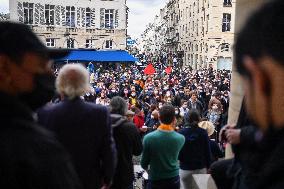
[126,110,135,116]
[198,121,215,136]
[0,21,69,60]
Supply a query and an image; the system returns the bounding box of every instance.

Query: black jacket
[178,125,212,170]
[110,114,143,188]
[38,98,116,189]
[0,92,81,189]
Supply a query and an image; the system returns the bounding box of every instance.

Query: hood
[111,114,127,128]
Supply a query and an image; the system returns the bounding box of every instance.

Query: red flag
[165,66,172,74]
[144,64,156,75]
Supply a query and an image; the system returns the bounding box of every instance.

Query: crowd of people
[1,1,284,189]
[58,62,231,139]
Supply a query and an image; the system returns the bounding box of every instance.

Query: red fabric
[165,66,172,74]
[143,64,156,75]
[133,115,145,129]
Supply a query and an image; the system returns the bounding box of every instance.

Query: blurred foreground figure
[38,64,116,189]
[212,1,284,189]
[234,0,284,188]
[0,22,80,188]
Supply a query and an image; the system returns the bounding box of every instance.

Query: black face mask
[18,73,55,111]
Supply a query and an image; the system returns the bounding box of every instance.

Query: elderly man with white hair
[38,64,116,189]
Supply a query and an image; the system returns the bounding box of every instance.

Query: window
[197,0,199,13]
[206,15,209,33]
[67,38,75,48]
[105,40,113,49]
[23,2,34,24]
[46,38,55,47]
[105,9,114,29]
[86,8,91,27]
[221,43,230,52]
[66,6,76,27]
[222,13,231,32]
[85,39,95,48]
[45,4,55,25]
[224,0,232,7]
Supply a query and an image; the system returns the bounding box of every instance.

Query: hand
[225,129,241,144]
[219,124,236,142]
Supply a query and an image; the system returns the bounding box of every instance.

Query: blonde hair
[56,64,90,100]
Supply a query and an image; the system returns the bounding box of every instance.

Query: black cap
[0,21,69,60]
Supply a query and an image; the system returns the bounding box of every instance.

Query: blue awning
[57,49,137,62]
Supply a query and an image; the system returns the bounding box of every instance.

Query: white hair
[56,64,90,100]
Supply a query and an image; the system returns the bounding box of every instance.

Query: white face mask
[151,115,154,119]
[175,111,179,115]
[159,105,163,109]
[212,105,218,110]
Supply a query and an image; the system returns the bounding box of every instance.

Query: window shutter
[34,3,40,25]
[81,8,86,27]
[77,7,81,27]
[115,9,119,28]
[55,5,61,26]
[39,4,45,25]
[61,6,66,26]
[91,8,96,27]
[100,8,105,28]
[17,2,23,22]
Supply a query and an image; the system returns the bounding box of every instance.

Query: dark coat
[38,97,116,189]
[0,92,81,189]
[110,114,143,188]
[187,99,204,115]
[178,125,212,170]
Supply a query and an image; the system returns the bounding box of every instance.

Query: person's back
[142,130,184,180]
[38,64,116,189]
[109,97,143,188]
[179,126,211,170]
[141,105,185,189]
[178,110,211,189]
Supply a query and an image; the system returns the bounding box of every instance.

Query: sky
[127,0,166,39]
[0,0,8,14]
[0,0,166,38]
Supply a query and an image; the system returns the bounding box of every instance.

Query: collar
[158,124,174,131]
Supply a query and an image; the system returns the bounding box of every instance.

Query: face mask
[151,115,154,119]
[18,73,55,111]
[111,89,116,93]
[131,93,136,97]
[212,105,218,110]
[159,105,163,109]
[175,111,179,115]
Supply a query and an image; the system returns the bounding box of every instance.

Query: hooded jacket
[110,114,143,188]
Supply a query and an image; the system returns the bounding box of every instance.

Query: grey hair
[56,64,90,100]
[110,96,128,115]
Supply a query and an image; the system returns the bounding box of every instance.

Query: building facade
[139,0,235,70]
[9,0,128,50]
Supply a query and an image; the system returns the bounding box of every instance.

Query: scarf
[158,124,174,131]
